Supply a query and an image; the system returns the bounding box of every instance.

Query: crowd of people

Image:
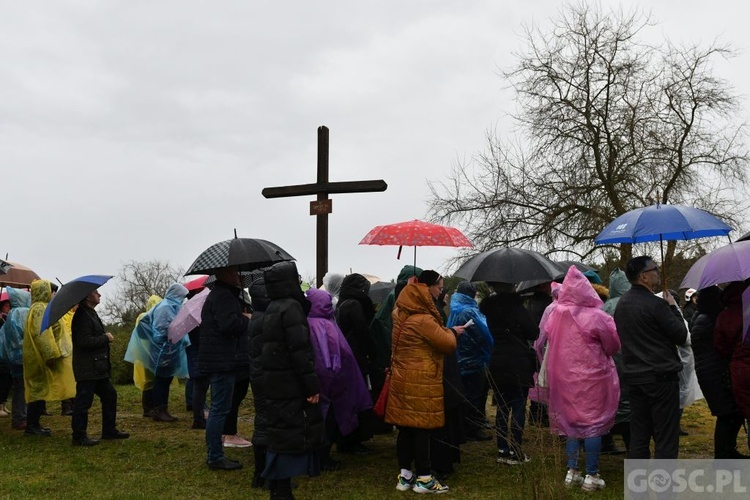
[0,255,748,498]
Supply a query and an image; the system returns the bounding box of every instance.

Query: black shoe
[466,431,493,442]
[251,472,268,489]
[601,445,627,455]
[191,420,206,430]
[338,443,370,455]
[207,457,243,470]
[321,458,341,472]
[72,436,100,447]
[102,430,130,440]
[24,426,51,437]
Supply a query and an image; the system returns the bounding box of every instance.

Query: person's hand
[663,292,677,306]
[306,393,320,404]
[105,332,114,342]
[242,312,252,319]
[452,325,466,336]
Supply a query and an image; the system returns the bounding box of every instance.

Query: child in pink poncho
[544,266,620,491]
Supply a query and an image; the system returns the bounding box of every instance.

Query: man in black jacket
[614,256,688,459]
[71,289,129,446]
[198,265,250,471]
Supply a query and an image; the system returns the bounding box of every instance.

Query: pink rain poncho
[544,266,621,438]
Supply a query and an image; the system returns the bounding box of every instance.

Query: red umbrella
[184,275,208,292]
[359,219,473,268]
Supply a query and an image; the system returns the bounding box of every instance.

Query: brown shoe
[152,407,178,423]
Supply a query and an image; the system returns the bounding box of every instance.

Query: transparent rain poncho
[125,284,190,378]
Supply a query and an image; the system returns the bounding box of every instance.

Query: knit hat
[685,288,697,301]
[456,281,477,297]
[417,270,441,287]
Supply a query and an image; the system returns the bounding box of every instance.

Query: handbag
[373,320,407,419]
[373,370,391,418]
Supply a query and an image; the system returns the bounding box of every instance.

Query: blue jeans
[566,436,601,476]
[493,386,528,453]
[206,372,236,463]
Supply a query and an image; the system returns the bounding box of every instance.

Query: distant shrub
[109,323,134,385]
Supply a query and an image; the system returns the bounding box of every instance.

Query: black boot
[142,389,155,418]
[152,406,178,422]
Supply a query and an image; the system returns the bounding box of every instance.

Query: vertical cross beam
[316,126,329,288]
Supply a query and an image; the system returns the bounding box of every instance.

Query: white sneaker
[222,434,252,448]
[582,474,606,491]
[0,404,8,418]
[565,469,584,487]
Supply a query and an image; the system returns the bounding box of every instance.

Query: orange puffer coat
[384,283,457,429]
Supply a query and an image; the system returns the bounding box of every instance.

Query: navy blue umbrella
[41,275,113,331]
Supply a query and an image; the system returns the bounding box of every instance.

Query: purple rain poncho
[306,288,372,436]
[544,266,621,438]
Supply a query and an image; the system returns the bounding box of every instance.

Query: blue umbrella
[594,204,731,244]
[41,275,113,331]
[595,203,732,291]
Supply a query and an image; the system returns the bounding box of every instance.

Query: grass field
[0,384,722,499]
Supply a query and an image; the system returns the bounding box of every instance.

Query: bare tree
[429,3,748,274]
[101,260,184,326]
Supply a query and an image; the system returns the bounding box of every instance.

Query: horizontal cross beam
[262,179,387,199]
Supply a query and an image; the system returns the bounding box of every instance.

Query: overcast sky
[2,0,748,295]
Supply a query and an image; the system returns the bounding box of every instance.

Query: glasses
[641,266,659,274]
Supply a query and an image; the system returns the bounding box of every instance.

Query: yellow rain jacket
[23,280,76,403]
[133,295,161,391]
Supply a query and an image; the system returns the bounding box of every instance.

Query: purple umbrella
[168,287,210,344]
[680,241,750,290]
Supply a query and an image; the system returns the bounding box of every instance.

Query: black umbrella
[454,248,561,284]
[185,237,295,276]
[368,281,396,304]
[41,275,113,331]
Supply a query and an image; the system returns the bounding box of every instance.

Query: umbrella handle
[397,246,402,260]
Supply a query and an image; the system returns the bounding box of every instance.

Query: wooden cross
[262,126,388,287]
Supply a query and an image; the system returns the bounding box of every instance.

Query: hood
[322,272,344,297]
[558,266,603,308]
[163,283,189,304]
[394,282,442,322]
[607,268,631,299]
[339,273,371,302]
[30,279,52,304]
[145,294,162,311]
[396,265,422,283]
[306,288,334,320]
[696,285,723,315]
[265,261,301,299]
[249,277,271,312]
[7,287,31,309]
[449,292,478,314]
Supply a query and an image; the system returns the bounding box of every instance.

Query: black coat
[71,305,111,381]
[480,292,539,388]
[261,261,324,454]
[613,285,687,384]
[691,312,738,417]
[198,281,250,374]
[336,298,375,379]
[248,279,271,447]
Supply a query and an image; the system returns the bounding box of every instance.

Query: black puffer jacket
[335,273,375,379]
[71,305,111,381]
[249,278,271,447]
[614,285,687,384]
[691,286,737,417]
[480,292,539,388]
[261,261,324,453]
[198,281,249,374]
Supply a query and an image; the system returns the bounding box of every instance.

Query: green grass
[0,385,721,499]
